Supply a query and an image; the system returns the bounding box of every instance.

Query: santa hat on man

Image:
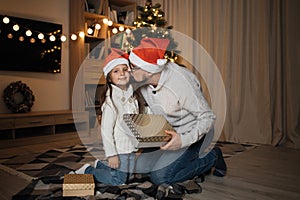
[129,38,170,73]
[103,48,129,77]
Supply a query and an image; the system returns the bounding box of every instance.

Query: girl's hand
[108,155,119,169]
[135,149,143,158]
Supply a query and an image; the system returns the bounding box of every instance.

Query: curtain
[281,0,300,148]
[135,0,300,148]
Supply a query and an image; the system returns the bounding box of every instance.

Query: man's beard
[129,74,149,90]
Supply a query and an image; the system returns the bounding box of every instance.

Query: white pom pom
[157,59,167,66]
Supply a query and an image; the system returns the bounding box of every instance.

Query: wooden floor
[188,145,300,200]
[0,132,300,200]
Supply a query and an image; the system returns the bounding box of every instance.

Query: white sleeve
[100,104,118,157]
[179,72,216,147]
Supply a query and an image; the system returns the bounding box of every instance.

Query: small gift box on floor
[63,174,95,197]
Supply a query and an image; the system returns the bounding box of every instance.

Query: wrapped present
[63,174,95,197]
[123,114,173,148]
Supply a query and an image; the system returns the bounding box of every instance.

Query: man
[128,38,227,185]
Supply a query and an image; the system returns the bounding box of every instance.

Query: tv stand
[0,110,89,140]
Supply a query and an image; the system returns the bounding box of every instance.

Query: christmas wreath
[3,81,35,113]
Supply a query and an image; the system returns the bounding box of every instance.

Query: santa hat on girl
[103,48,129,77]
[129,38,170,73]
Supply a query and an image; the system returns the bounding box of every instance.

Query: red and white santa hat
[103,48,129,77]
[129,38,170,73]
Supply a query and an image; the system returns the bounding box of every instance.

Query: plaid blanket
[12,173,203,200]
[0,144,203,199]
[2,143,255,199]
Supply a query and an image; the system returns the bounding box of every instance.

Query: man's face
[129,63,150,83]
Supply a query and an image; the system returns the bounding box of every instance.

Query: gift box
[63,174,95,197]
[123,114,173,148]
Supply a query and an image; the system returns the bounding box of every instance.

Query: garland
[3,81,35,113]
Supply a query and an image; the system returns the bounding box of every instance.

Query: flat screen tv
[0,14,62,73]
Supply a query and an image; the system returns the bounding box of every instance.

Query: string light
[95,23,101,30]
[60,35,67,42]
[7,33,13,39]
[13,24,19,31]
[0,16,134,43]
[103,18,108,24]
[125,28,131,34]
[30,38,36,43]
[79,31,85,38]
[38,33,44,39]
[26,30,32,36]
[107,20,113,26]
[119,26,124,32]
[3,16,9,24]
[49,35,56,41]
[19,36,24,41]
[70,34,77,40]
[87,28,93,35]
[112,27,118,34]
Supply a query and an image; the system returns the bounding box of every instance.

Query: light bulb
[7,33,13,39]
[125,28,131,34]
[49,35,56,41]
[19,36,24,41]
[107,20,113,26]
[38,33,44,39]
[79,31,85,38]
[112,28,118,34]
[103,18,108,24]
[13,24,19,31]
[71,34,77,40]
[30,38,36,43]
[3,17,9,24]
[87,28,93,35]
[60,35,67,42]
[26,30,32,36]
[119,26,124,32]
[95,23,101,30]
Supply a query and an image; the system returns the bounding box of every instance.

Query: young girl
[74,48,144,185]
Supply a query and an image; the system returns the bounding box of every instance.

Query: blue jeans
[135,136,217,185]
[85,153,135,186]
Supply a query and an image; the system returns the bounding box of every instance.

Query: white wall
[0,0,70,113]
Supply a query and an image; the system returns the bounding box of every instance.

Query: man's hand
[160,130,182,150]
[108,155,119,169]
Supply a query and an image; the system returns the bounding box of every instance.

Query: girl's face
[108,64,130,88]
